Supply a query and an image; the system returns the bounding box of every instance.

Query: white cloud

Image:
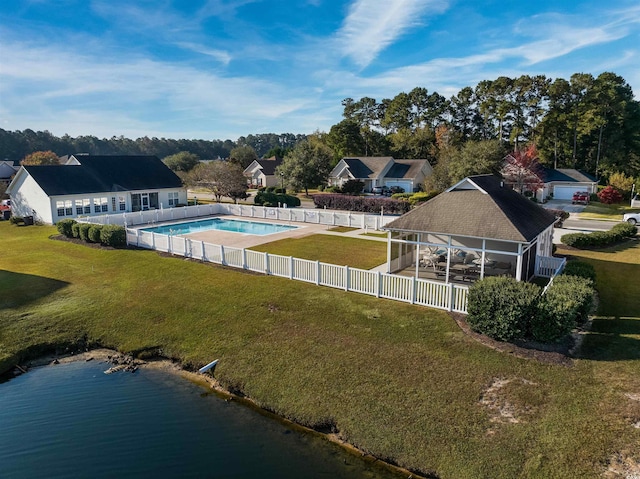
[175,42,232,65]
[336,0,449,68]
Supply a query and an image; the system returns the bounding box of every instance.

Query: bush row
[57,219,126,247]
[312,194,410,214]
[467,270,595,343]
[561,222,637,248]
[253,191,301,208]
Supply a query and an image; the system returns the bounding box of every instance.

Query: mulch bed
[450,312,574,366]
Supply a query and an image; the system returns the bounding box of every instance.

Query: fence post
[151,232,156,249]
[264,252,270,275]
[201,240,206,261]
[242,248,247,269]
[289,256,294,280]
[332,212,336,226]
[411,276,416,304]
[448,284,455,312]
[220,245,226,265]
[316,260,320,285]
[376,270,381,298]
[344,265,349,291]
[136,229,140,247]
[185,238,189,257]
[168,235,172,254]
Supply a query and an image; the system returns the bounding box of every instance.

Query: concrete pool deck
[153,215,388,250]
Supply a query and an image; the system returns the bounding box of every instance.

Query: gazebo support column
[516,244,523,281]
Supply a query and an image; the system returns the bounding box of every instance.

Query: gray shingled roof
[24,155,182,196]
[385,175,556,242]
[343,157,393,179]
[542,168,597,183]
[256,156,283,175]
[384,159,427,179]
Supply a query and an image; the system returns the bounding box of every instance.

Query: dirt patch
[604,451,640,478]
[479,377,541,434]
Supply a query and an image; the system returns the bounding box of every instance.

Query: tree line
[324,72,640,180]
[0,129,306,162]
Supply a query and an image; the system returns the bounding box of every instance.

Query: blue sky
[1,0,639,141]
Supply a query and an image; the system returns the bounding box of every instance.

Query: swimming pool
[141,217,298,236]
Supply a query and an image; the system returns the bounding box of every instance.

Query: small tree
[184,161,247,203]
[597,185,623,204]
[229,145,258,169]
[21,150,60,165]
[501,144,544,195]
[340,179,364,195]
[276,137,333,196]
[607,172,635,199]
[162,151,200,172]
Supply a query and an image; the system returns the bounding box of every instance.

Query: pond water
[0,360,401,479]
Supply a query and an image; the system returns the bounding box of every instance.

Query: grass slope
[2,222,640,478]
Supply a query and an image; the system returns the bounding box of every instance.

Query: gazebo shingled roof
[384,175,556,243]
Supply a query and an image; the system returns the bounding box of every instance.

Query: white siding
[8,171,54,224]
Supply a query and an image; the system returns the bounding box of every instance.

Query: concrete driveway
[542,199,588,213]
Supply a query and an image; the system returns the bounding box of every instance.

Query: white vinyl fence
[85,203,394,230]
[127,228,470,314]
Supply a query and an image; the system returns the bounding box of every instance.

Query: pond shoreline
[5,347,430,479]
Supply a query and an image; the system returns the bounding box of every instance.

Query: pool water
[141,217,298,236]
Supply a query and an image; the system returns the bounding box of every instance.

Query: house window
[76,199,84,215]
[168,192,179,206]
[83,199,91,214]
[112,197,116,212]
[56,201,65,217]
[65,200,73,216]
[119,196,126,211]
[92,197,108,213]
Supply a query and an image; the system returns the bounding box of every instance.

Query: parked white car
[623,212,640,225]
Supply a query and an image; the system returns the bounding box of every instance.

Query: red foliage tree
[501,144,544,195]
[597,186,623,204]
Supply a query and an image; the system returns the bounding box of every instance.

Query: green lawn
[249,234,387,269]
[579,202,639,221]
[2,222,640,478]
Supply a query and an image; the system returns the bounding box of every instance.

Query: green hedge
[467,277,541,341]
[562,260,596,282]
[71,223,81,238]
[56,219,77,237]
[88,224,103,243]
[561,222,637,248]
[78,223,92,242]
[467,275,595,343]
[531,276,594,342]
[100,224,127,247]
[254,191,301,207]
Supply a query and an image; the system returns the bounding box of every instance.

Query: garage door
[384,181,412,192]
[553,185,584,200]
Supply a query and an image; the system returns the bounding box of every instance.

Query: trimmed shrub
[88,224,103,243]
[409,191,439,206]
[56,219,77,237]
[561,222,637,248]
[532,276,594,341]
[562,260,596,282]
[554,275,594,324]
[340,179,364,195]
[78,223,92,242]
[467,277,541,341]
[71,222,81,238]
[312,194,410,214]
[100,224,126,247]
[254,191,300,207]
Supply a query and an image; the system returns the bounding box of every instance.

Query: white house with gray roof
[328,157,432,193]
[7,155,186,224]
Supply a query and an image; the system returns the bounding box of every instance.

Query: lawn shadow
[578,317,640,361]
[0,270,70,310]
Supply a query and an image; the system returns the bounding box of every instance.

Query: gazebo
[383,175,558,283]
